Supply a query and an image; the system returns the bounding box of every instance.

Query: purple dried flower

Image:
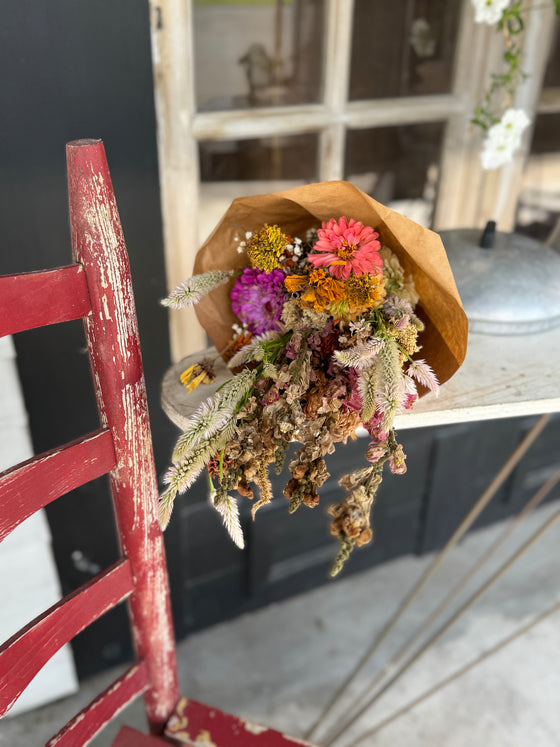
[231,268,286,335]
[284,330,302,360]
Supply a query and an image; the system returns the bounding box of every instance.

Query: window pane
[199,133,318,242]
[515,113,560,242]
[543,25,560,88]
[193,0,325,112]
[349,0,461,100]
[345,122,445,228]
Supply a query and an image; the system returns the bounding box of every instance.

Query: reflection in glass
[193,0,325,111]
[516,113,560,242]
[199,133,318,182]
[543,25,560,88]
[349,0,461,100]
[198,133,318,242]
[345,122,444,228]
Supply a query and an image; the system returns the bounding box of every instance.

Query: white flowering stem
[161,269,236,309]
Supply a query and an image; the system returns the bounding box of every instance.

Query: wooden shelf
[161,326,560,433]
[395,326,560,430]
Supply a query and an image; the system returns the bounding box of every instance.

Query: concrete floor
[2,501,559,747]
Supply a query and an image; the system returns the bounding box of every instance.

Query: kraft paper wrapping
[193,181,468,387]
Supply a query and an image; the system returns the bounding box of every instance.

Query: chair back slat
[46,662,149,747]
[0,265,91,337]
[0,428,116,543]
[0,558,134,717]
[67,138,179,732]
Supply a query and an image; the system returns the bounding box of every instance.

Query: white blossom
[500,108,531,141]
[480,137,516,170]
[471,0,510,25]
[480,108,531,170]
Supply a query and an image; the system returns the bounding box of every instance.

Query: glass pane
[193,0,325,111]
[543,24,560,88]
[349,0,461,100]
[515,113,560,241]
[345,122,445,228]
[199,133,318,242]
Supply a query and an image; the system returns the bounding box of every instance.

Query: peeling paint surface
[244,721,269,735]
[198,731,217,746]
[66,141,180,733]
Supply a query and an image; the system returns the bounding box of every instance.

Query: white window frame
[149,0,558,361]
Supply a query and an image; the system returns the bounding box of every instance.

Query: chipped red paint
[0,559,134,718]
[0,428,116,542]
[165,698,317,746]
[47,664,150,747]
[66,139,180,733]
[0,264,91,337]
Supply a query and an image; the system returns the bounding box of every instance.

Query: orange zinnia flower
[284,274,308,292]
[314,272,346,306]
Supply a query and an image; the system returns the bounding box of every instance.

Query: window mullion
[193,105,330,141]
[150,0,205,360]
[319,0,354,182]
[346,95,463,129]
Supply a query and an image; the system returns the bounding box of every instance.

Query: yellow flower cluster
[247,224,291,272]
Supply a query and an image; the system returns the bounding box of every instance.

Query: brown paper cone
[193,181,468,387]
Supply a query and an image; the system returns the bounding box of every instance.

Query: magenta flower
[308,217,383,280]
[231,268,286,335]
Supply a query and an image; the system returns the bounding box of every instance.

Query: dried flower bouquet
[160,182,467,576]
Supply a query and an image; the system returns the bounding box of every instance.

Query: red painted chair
[0,139,314,747]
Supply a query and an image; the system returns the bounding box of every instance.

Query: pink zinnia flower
[308,217,383,280]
